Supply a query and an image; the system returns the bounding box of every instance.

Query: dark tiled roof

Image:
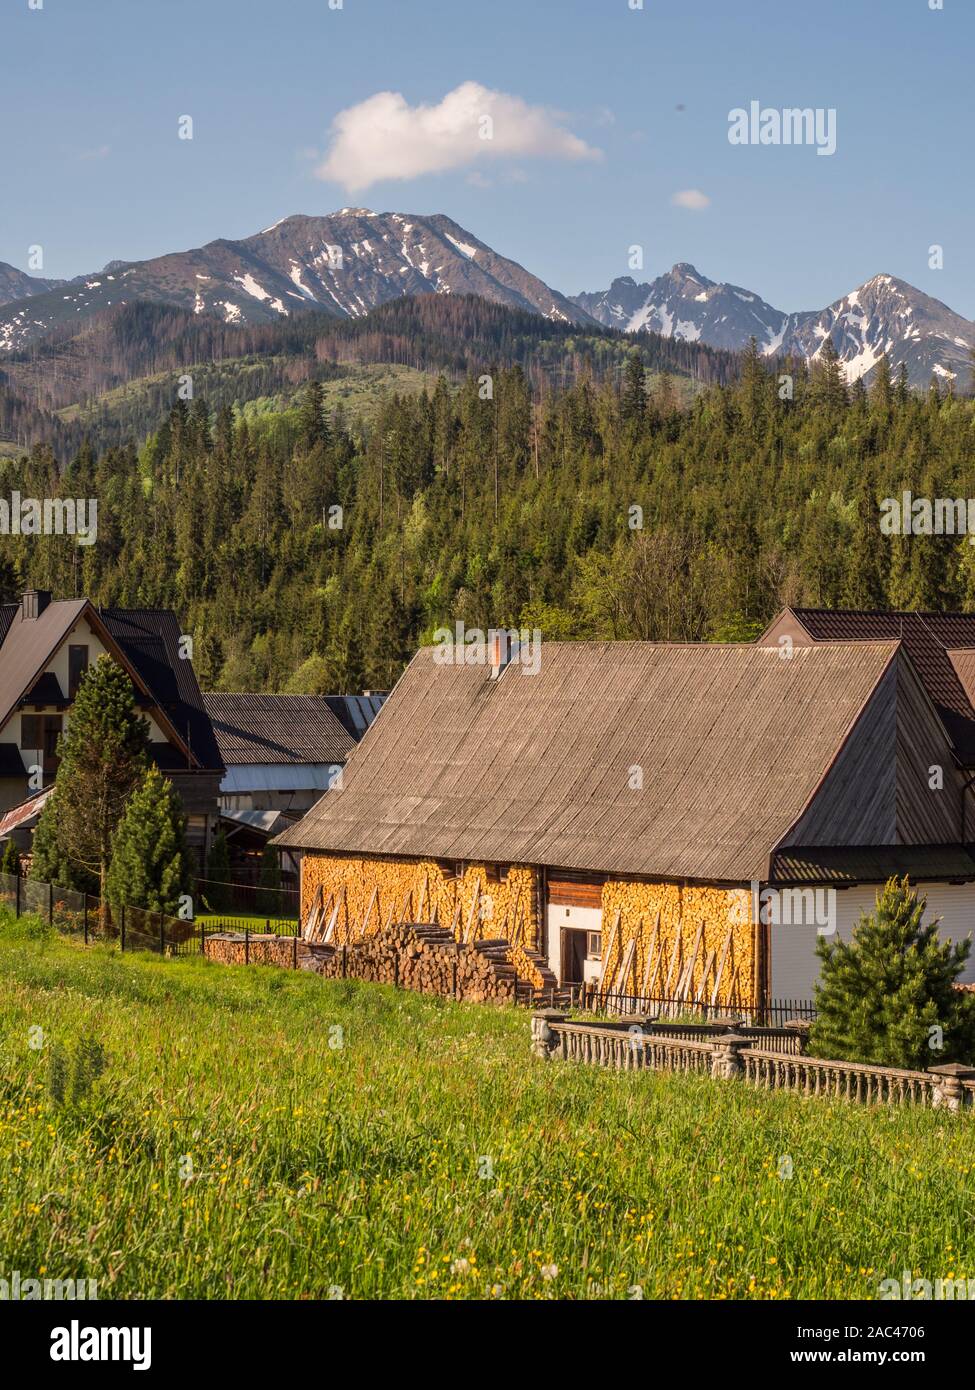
[323,693,388,740]
[786,609,975,760]
[0,604,17,646]
[21,671,66,705]
[771,845,975,884]
[99,609,223,771]
[202,693,355,766]
[0,744,26,778]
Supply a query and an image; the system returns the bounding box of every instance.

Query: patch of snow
[674,318,701,341]
[288,264,319,301]
[445,233,479,259]
[220,301,242,323]
[234,273,272,302]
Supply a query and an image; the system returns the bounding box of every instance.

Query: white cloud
[317,81,601,193]
[671,188,710,210]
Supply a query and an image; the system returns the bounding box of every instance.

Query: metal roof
[0,787,54,838]
[220,763,342,793]
[323,693,388,740]
[275,640,906,882]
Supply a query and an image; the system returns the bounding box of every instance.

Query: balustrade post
[531,1009,567,1059]
[928,1063,975,1113]
[709,1032,752,1081]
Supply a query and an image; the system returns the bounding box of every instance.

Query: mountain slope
[0,210,595,353]
[573,264,786,353]
[573,266,974,388]
[0,261,64,307]
[778,274,974,387]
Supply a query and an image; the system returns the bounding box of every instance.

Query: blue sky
[2,0,972,316]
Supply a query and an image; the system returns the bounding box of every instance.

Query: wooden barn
[275,624,975,1011]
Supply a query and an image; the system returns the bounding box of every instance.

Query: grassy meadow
[1,908,973,1301]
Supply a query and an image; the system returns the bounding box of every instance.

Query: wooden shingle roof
[275,640,906,882]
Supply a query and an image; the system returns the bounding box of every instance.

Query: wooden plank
[463,880,481,944]
[415,873,428,923]
[663,920,683,997]
[602,907,621,984]
[676,920,704,1002]
[322,885,344,944]
[710,927,734,1007]
[359,886,378,937]
[694,949,716,1004]
[640,911,660,997]
[613,937,636,996]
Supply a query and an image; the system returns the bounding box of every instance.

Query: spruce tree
[0,838,21,877]
[296,381,330,451]
[205,830,231,912]
[257,842,282,917]
[620,350,646,428]
[809,877,975,1068]
[44,658,149,902]
[106,765,192,916]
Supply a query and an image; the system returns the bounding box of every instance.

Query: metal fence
[558,983,817,1027]
[0,869,298,958]
[194,876,300,919]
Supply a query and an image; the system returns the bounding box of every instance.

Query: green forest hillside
[1,332,974,694]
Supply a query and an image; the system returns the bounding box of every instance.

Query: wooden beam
[640,911,660,998]
[710,927,734,1008]
[463,880,481,944]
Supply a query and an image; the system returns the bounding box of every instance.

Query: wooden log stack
[310,924,519,1003]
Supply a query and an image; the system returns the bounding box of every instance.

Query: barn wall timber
[301,852,541,954]
[600,880,756,1008]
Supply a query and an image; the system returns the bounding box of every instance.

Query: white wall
[0,615,168,779]
[770,880,975,1000]
[545,903,602,983]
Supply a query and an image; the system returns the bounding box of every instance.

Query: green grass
[196,913,298,933]
[1,910,973,1301]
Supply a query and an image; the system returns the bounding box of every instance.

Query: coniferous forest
[2,328,974,695]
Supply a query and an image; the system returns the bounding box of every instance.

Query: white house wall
[0,615,167,779]
[770,880,975,1000]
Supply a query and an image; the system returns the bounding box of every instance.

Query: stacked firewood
[310,924,520,1003]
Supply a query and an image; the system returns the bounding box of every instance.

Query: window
[68,645,89,697]
[20,715,41,750]
[20,714,62,770]
[586,932,602,960]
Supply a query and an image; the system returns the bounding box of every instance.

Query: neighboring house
[276,628,975,1011]
[0,590,223,859]
[202,692,363,816]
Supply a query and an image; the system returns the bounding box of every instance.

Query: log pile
[310,925,520,1004]
[204,933,302,969]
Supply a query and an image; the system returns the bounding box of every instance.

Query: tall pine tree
[44,657,149,903]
